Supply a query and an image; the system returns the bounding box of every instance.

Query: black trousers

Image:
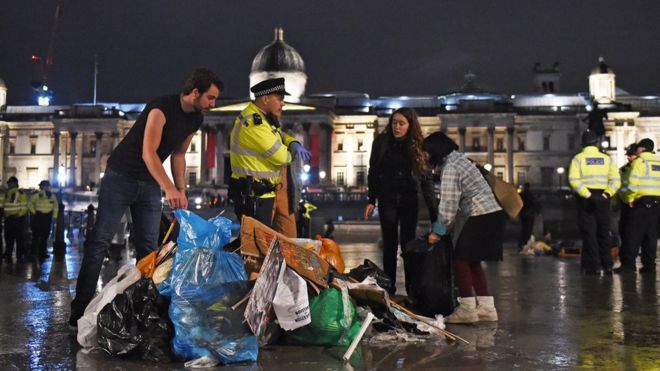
[378,192,418,293]
[620,197,660,270]
[31,212,53,261]
[577,191,613,272]
[4,215,25,260]
[231,193,275,229]
[518,213,535,248]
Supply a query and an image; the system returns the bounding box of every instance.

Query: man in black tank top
[69,69,223,328]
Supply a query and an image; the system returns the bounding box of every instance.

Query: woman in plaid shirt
[423,132,506,324]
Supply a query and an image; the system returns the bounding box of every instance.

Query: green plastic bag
[288,287,362,346]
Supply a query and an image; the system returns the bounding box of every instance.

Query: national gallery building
[1,28,659,191]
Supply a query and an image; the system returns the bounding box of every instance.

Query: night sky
[2,0,660,105]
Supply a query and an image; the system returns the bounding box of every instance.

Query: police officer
[616,143,638,255]
[616,138,660,274]
[229,78,310,226]
[2,176,29,263]
[29,180,59,263]
[297,199,317,238]
[568,131,620,275]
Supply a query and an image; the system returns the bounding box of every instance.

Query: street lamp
[556,167,565,190]
[484,163,493,172]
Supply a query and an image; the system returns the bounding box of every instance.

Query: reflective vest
[3,188,28,217]
[617,163,633,202]
[622,151,660,204]
[302,201,317,219]
[29,190,59,218]
[0,190,5,210]
[230,102,297,198]
[568,146,620,198]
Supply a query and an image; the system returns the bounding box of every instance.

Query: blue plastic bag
[157,209,232,297]
[162,209,258,364]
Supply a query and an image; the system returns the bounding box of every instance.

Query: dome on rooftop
[251,27,305,73]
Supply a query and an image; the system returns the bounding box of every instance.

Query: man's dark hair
[422,131,459,167]
[181,68,224,95]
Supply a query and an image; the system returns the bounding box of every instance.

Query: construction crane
[31,0,64,106]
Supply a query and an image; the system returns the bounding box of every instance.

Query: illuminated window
[336,171,345,185]
[190,139,197,153]
[472,138,481,151]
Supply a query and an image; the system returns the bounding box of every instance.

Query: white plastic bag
[272,263,311,331]
[77,264,142,348]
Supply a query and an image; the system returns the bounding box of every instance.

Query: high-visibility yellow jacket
[0,190,5,210]
[568,146,620,198]
[302,201,317,219]
[622,151,660,204]
[230,102,298,198]
[29,190,59,218]
[3,188,28,217]
[617,163,633,203]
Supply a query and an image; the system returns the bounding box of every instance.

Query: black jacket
[367,133,438,222]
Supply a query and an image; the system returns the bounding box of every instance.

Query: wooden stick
[231,289,253,310]
[162,217,177,245]
[388,300,469,345]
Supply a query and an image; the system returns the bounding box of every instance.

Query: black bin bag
[347,259,393,292]
[402,235,456,317]
[97,277,174,362]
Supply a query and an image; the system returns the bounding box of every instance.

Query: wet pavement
[1,226,659,370]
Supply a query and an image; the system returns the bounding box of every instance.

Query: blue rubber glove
[290,142,311,162]
[431,221,447,236]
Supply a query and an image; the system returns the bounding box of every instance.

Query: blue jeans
[69,168,162,322]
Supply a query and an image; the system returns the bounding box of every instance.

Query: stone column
[0,126,6,184]
[53,131,60,185]
[320,124,333,182]
[458,127,466,152]
[69,131,78,187]
[507,127,514,183]
[487,125,495,166]
[302,122,311,149]
[200,128,207,184]
[94,132,103,183]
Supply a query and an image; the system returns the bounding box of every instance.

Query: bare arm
[142,109,187,209]
[171,132,194,192]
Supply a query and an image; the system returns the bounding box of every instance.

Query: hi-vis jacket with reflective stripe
[568,146,620,198]
[3,188,28,217]
[29,190,59,218]
[622,151,660,204]
[617,163,633,203]
[230,102,297,197]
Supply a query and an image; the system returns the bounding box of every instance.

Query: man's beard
[192,97,206,112]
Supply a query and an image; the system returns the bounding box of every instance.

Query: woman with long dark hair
[364,107,436,294]
[423,131,505,324]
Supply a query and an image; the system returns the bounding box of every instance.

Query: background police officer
[29,180,58,263]
[617,138,660,274]
[229,78,310,227]
[569,131,620,275]
[2,176,28,263]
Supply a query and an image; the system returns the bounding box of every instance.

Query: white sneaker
[445,297,478,324]
[476,296,498,322]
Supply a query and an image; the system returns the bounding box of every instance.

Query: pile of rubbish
[76,210,466,367]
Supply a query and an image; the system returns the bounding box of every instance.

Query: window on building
[9,140,15,154]
[543,136,550,151]
[518,136,525,151]
[548,82,555,93]
[190,138,197,153]
[472,137,481,151]
[90,140,97,155]
[541,167,554,186]
[568,134,576,150]
[336,171,345,186]
[496,171,504,180]
[337,140,344,152]
[188,171,197,185]
[496,138,504,152]
[30,142,36,155]
[517,171,526,185]
[357,139,364,152]
[356,171,365,185]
